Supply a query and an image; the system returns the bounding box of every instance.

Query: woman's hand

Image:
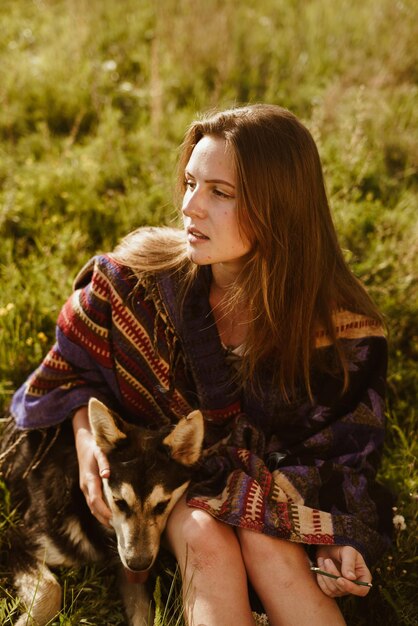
[72,406,112,527]
[315,545,372,597]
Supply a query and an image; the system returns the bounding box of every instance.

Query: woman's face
[182,135,251,274]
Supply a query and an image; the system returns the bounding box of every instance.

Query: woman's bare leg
[165,499,256,626]
[237,528,346,626]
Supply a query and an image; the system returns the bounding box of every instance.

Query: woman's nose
[182,188,206,218]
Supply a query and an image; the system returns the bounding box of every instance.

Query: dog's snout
[125,555,154,572]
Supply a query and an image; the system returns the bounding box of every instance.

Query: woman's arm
[11,256,121,430]
[276,334,391,565]
[72,406,112,526]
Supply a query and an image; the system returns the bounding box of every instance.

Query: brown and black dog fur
[0,398,204,626]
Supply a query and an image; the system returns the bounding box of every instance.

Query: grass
[0,0,417,623]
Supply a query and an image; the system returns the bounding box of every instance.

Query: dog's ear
[162,410,204,466]
[88,398,127,453]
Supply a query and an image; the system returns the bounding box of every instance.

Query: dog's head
[88,398,204,574]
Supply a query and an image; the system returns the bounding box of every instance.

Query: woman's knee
[166,504,237,570]
[237,528,309,582]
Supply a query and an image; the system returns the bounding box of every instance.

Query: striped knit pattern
[24,255,192,427]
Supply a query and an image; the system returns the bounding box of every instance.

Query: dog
[0,397,204,626]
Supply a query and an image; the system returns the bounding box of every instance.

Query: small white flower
[120,81,133,92]
[22,28,33,40]
[102,59,117,72]
[0,303,15,316]
[392,514,406,531]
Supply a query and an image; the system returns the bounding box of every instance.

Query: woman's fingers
[339,547,372,595]
[335,576,371,597]
[315,557,346,597]
[85,472,112,526]
[95,447,111,478]
[75,431,112,525]
[315,553,372,598]
[339,546,358,580]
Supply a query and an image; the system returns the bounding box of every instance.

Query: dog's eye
[153,500,170,516]
[114,498,130,514]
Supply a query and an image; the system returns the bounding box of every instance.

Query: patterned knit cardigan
[11,251,391,566]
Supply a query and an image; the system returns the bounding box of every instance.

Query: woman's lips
[187,227,209,241]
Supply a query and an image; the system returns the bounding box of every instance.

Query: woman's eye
[184,179,195,190]
[213,189,230,199]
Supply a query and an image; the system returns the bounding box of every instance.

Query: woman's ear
[162,410,204,466]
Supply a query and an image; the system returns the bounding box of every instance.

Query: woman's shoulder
[72,227,188,290]
[315,308,386,349]
[71,253,131,291]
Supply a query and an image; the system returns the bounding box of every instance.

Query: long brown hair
[114,104,382,400]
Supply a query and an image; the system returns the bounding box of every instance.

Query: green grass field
[0,0,417,624]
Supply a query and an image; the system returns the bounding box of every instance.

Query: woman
[11,104,391,625]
